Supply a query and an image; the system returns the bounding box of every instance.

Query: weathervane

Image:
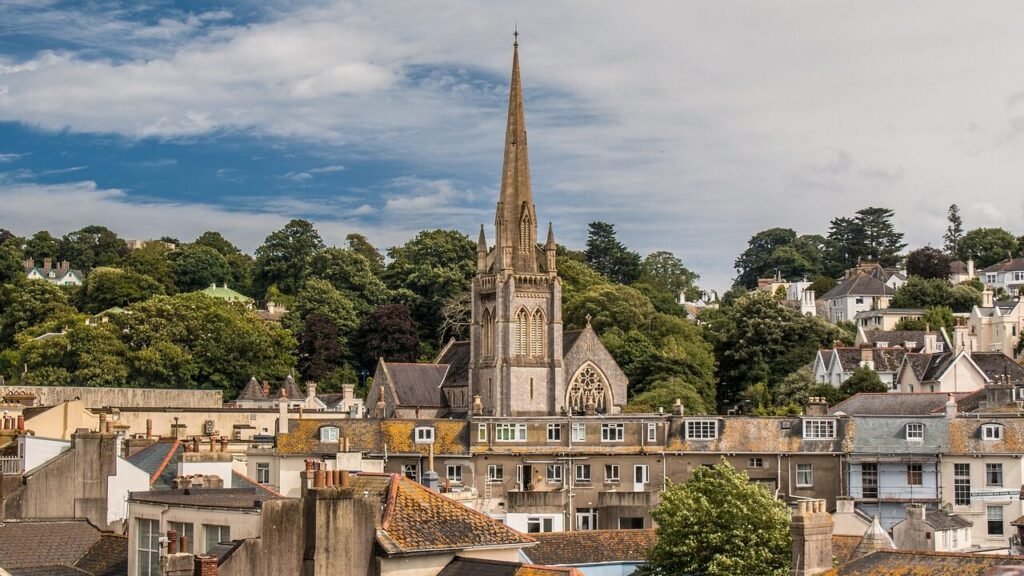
[514,21,519,47]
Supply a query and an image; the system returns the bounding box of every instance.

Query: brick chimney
[262,380,270,397]
[859,345,874,369]
[43,257,52,270]
[805,397,829,417]
[791,499,833,576]
[194,555,218,576]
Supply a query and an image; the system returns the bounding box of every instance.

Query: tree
[123,242,176,293]
[624,376,710,415]
[640,251,699,299]
[383,229,476,343]
[169,244,230,293]
[944,204,963,255]
[77,266,165,314]
[18,321,130,388]
[890,276,980,313]
[893,306,955,333]
[839,366,888,396]
[733,228,797,289]
[557,258,610,308]
[58,225,126,270]
[346,233,384,275]
[640,459,791,576]
[957,227,1018,268]
[354,304,421,370]
[193,231,239,256]
[307,247,389,315]
[193,231,253,295]
[0,242,23,285]
[702,291,841,410]
[296,313,346,383]
[564,284,656,333]
[24,231,59,261]
[283,279,359,353]
[252,219,325,297]
[905,246,952,280]
[852,207,906,267]
[584,221,642,284]
[0,280,78,346]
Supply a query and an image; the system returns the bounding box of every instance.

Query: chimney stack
[983,287,994,308]
[43,257,52,270]
[791,499,833,576]
[859,345,874,369]
[945,393,957,419]
[307,381,316,400]
[145,418,152,439]
[16,414,25,432]
[967,259,975,279]
[806,397,829,417]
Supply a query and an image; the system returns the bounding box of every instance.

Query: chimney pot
[167,529,178,555]
[339,470,350,488]
[16,415,25,432]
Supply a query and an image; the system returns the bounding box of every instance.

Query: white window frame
[446,464,462,483]
[906,423,924,441]
[983,424,1004,441]
[495,423,527,442]
[256,462,270,484]
[796,464,813,487]
[987,463,1004,487]
[168,521,194,554]
[414,426,435,443]
[748,457,763,469]
[685,419,718,440]
[803,419,836,440]
[988,505,1005,536]
[601,423,624,442]
[203,524,231,553]
[576,508,599,531]
[526,517,554,533]
[137,518,160,576]
[546,464,562,483]
[571,422,586,442]
[634,464,650,485]
[319,426,340,442]
[402,464,418,480]
[477,423,487,442]
[605,464,620,483]
[646,423,657,442]
[575,464,592,483]
[546,423,561,442]
[487,464,503,482]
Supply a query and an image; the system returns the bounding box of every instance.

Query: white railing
[0,457,22,475]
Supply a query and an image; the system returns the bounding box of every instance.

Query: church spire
[495,30,538,273]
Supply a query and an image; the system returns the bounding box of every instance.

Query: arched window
[482,309,495,357]
[565,364,611,414]
[530,309,544,356]
[515,308,529,356]
[519,208,532,253]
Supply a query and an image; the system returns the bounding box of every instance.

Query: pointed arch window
[530,309,544,357]
[566,364,611,415]
[515,308,530,356]
[519,208,532,253]
[482,309,495,358]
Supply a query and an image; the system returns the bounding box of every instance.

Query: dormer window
[906,423,924,441]
[319,426,340,442]
[685,420,718,440]
[983,424,1004,441]
[414,426,435,444]
[876,341,889,348]
[803,419,836,440]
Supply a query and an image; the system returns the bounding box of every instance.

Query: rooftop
[824,549,1024,575]
[523,529,655,566]
[0,519,127,576]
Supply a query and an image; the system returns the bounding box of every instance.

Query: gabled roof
[858,330,936,351]
[438,558,579,576]
[920,509,972,531]
[980,257,1024,274]
[198,283,253,303]
[126,440,182,489]
[825,549,1024,575]
[236,377,267,401]
[281,375,304,400]
[903,352,961,383]
[562,330,584,351]
[968,352,1024,384]
[436,340,470,389]
[523,530,655,566]
[949,260,969,274]
[380,362,448,407]
[830,348,906,373]
[348,473,534,556]
[822,274,895,300]
[0,519,127,576]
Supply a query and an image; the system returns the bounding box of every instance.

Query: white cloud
[0,153,22,163]
[4,2,1024,288]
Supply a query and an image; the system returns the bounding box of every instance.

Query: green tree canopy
[839,366,889,397]
[640,251,700,299]
[123,242,176,293]
[0,280,78,346]
[564,284,656,333]
[354,303,421,370]
[24,231,59,261]
[308,247,389,315]
[585,221,642,284]
[956,227,1018,268]
[169,244,230,293]
[893,306,955,333]
[58,225,126,270]
[640,459,791,576]
[890,276,981,313]
[944,204,963,255]
[18,320,129,388]
[824,208,906,274]
[557,258,610,308]
[0,242,23,285]
[346,233,384,275]
[77,266,165,314]
[253,219,325,297]
[383,229,475,344]
[905,246,952,280]
[283,279,359,355]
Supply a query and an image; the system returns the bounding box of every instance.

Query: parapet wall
[1,386,223,409]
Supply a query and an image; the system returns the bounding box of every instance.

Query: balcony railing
[0,457,22,475]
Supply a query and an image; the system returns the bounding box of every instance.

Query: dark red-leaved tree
[355,304,420,369]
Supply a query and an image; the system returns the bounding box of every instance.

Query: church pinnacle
[494,32,540,273]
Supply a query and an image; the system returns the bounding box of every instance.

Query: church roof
[383,363,449,407]
[236,376,266,401]
[437,340,470,389]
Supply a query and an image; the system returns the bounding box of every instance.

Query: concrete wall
[246,452,384,498]
[108,456,150,526]
[107,407,350,438]
[20,436,71,472]
[0,386,223,409]
[941,455,1022,547]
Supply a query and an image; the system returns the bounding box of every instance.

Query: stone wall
[1,386,223,409]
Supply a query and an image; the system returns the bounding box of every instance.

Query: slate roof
[0,519,127,576]
[950,260,969,274]
[563,330,583,352]
[847,415,949,454]
[438,558,578,576]
[663,417,850,454]
[830,393,965,416]
[822,274,895,300]
[969,352,1024,384]
[129,487,276,508]
[281,375,304,400]
[831,348,905,372]
[859,330,936,350]
[278,418,469,456]
[523,530,655,566]
[346,473,535,556]
[126,440,182,489]
[437,341,470,389]
[903,352,960,383]
[236,377,267,401]
[922,509,972,530]
[381,363,449,407]
[824,550,1024,575]
[981,257,1024,273]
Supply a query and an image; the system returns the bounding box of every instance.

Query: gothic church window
[482,309,495,357]
[519,207,532,253]
[515,308,529,356]
[530,309,544,356]
[566,364,611,414]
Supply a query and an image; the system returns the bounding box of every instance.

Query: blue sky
[3,1,1024,291]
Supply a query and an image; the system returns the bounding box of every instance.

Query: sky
[2,1,1024,291]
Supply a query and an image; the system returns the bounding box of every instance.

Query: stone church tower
[470,36,564,417]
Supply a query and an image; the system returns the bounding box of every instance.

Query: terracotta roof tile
[438,558,579,576]
[278,418,469,456]
[824,549,1024,575]
[524,530,655,566]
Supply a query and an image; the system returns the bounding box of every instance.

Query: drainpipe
[775,453,783,499]
[567,414,573,532]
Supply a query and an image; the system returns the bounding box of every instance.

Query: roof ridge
[149,439,181,485]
